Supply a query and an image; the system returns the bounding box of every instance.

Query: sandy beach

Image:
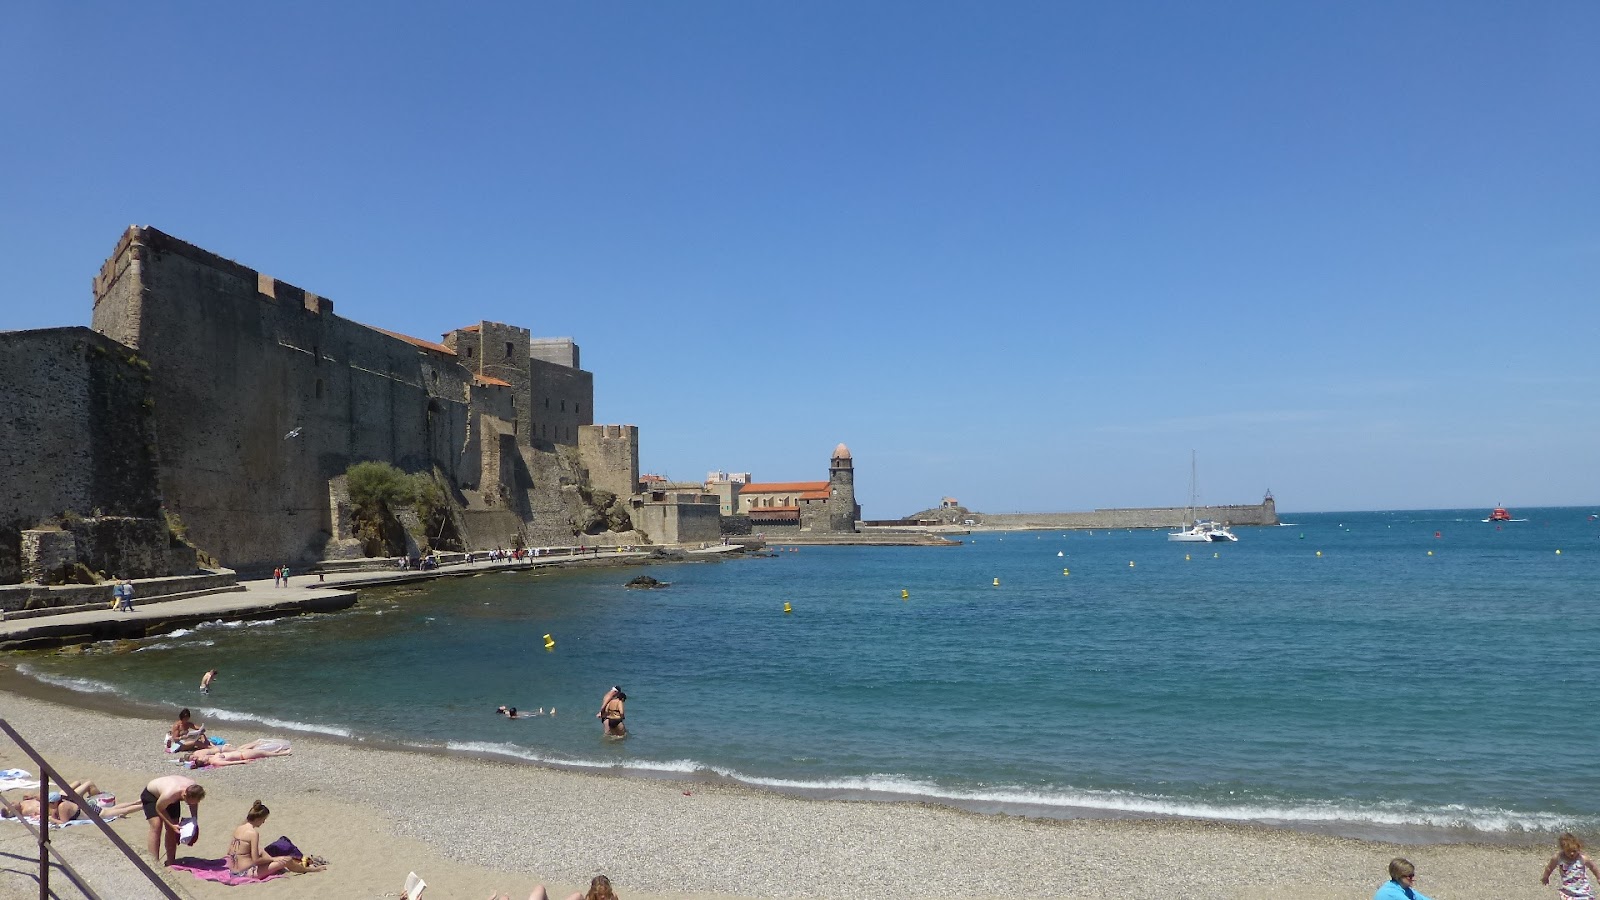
[0,679,1556,900]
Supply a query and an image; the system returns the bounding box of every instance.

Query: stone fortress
[0,226,864,587]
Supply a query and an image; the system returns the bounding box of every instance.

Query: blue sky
[3,3,1597,516]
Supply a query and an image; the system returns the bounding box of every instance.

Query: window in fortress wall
[506,341,514,358]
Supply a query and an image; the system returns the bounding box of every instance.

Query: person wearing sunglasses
[1374,857,1434,900]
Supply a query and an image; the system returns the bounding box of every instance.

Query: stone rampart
[578,425,640,500]
[974,499,1278,530]
[84,226,603,572]
[0,327,171,583]
[632,496,722,545]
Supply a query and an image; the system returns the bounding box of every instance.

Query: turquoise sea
[14,508,1600,841]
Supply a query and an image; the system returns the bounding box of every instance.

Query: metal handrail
[0,719,183,900]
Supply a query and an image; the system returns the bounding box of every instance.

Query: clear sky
[3,3,1597,516]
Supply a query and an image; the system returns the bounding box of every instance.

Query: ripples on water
[15,508,1600,839]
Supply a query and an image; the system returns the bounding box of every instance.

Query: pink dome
[831,443,851,460]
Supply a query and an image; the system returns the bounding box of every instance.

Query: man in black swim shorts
[141,775,205,865]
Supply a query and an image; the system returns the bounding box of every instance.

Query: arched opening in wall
[575,403,580,415]
[313,344,320,365]
[315,379,323,399]
[431,370,439,386]
[560,400,566,412]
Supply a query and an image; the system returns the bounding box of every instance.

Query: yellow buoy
[1213,552,1219,558]
[542,633,555,650]
[1427,550,1433,556]
[1128,560,1135,568]
[901,589,909,599]
[783,602,792,614]
[1556,549,1562,555]
[1185,554,1191,561]
[1063,568,1069,576]
[993,577,1000,586]
[1316,551,1322,557]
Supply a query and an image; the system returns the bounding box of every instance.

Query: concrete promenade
[0,549,656,651]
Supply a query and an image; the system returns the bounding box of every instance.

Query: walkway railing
[0,719,182,900]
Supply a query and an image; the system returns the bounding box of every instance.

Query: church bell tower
[827,443,858,533]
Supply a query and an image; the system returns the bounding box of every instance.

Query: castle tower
[826,443,858,533]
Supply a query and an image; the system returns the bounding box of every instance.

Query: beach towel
[0,770,35,792]
[3,814,121,829]
[169,858,286,886]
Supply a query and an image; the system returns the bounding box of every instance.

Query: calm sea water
[15,508,1600,840]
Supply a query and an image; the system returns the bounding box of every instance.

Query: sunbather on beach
[142,774,204,865]
[183,739,292,768]
[2,780,144,823]
[492,873,617,900]
[226,800,326,878]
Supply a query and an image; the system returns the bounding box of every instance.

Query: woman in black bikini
[226,800,327,879]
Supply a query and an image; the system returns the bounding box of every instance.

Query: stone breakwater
[968,500,1278,531]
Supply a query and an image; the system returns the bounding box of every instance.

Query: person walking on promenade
[1543,833,1600,899]
[1374,858,1434,900]
[281,564,290,586]
[273,566,282,588]
[142,774,204,866]
[116,579,135,611]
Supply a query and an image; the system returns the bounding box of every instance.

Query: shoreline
[0,658,1554,851]
[0,682,1554,899]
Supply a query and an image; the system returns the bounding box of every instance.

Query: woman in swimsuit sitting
[183,739,292,769]
[226,800,326,879]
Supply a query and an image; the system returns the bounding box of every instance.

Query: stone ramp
[0,584,355,651]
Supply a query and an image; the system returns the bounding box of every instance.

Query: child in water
[1543,833,1600,900]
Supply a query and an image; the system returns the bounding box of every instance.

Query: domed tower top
[832,443,851,460]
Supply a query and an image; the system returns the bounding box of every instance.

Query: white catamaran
[1168,452,1238,543]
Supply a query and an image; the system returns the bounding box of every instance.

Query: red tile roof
[368,325,455,356]
[740,481,828,494]
[474,374,511,388]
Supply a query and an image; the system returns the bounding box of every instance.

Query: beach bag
[264,836,303,858]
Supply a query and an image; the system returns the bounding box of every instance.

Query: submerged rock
[625,575,669,589]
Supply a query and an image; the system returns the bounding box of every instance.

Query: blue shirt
[1374,879,1433,900]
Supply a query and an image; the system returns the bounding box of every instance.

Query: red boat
[1486,506,1513,522]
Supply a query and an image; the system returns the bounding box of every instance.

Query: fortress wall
[577,425,639,499]
[0,328,167,582]
[88,227,479,571]
[631,496,721,545]
[527,358,593,446]
[476,322,532,440]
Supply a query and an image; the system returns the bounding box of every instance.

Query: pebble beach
[0,684,1555,900]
